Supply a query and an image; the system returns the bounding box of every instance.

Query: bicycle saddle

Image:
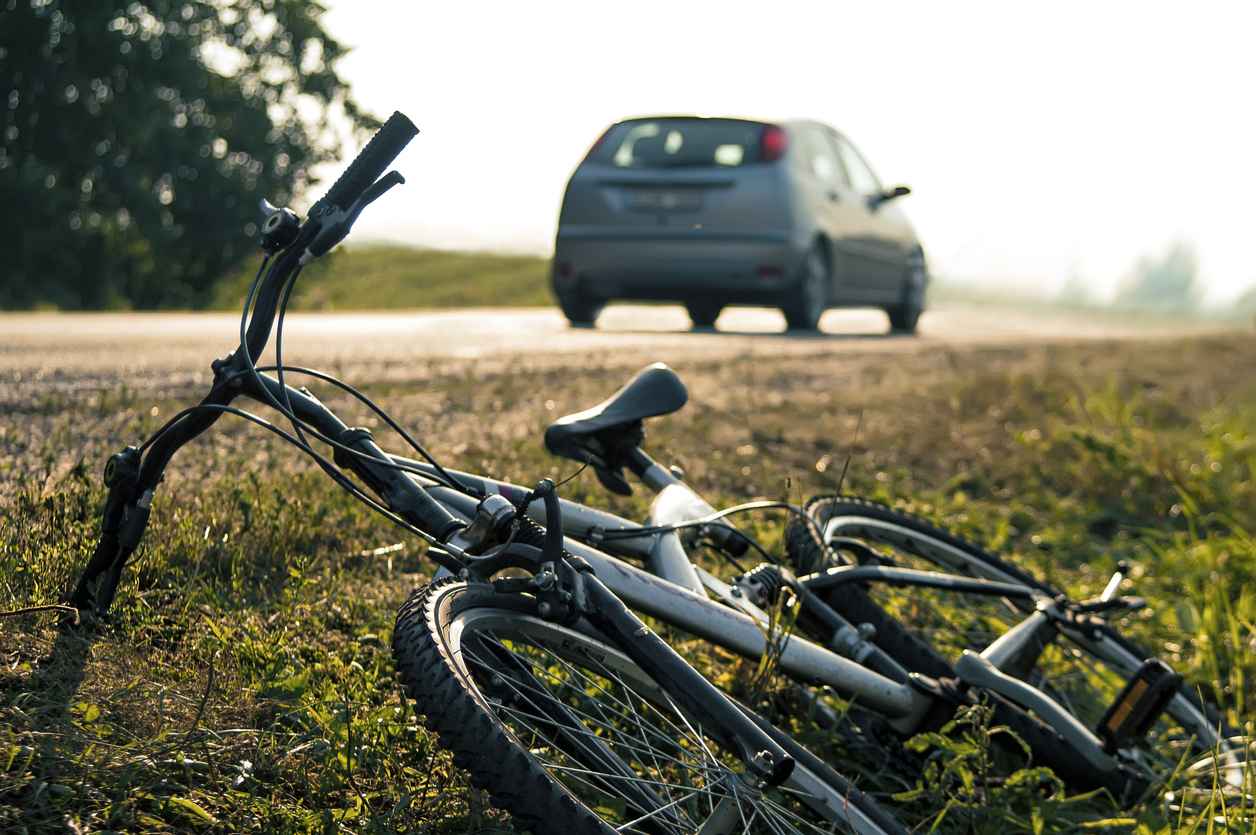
[545,363,688,495]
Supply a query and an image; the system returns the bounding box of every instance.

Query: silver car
[552,116,926,332]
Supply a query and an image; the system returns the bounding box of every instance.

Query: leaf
[594,796,629,822]
[904,732,946,752]
[261,667,311,700]
[1175,600,1197,632]
[329,795,364,822]
[892,786,927,802]
[152,795,215,825]
[390,789,412,817]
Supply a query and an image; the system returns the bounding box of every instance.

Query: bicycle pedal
[1095,658,1184,754]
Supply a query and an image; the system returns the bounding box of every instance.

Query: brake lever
[300,170,406,264]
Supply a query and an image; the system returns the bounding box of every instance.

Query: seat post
[624,447,680,492]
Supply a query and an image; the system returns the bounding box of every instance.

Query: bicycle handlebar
[310,111,419,216]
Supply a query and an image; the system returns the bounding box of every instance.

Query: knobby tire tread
[392,579,615,835]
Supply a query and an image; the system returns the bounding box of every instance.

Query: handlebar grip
[312,111,418,215]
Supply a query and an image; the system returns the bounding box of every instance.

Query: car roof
[614,114,783,124]
[608,115,834,133]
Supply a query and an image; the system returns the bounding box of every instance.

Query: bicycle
[389,366,1249,822]
[65,111,1248,834]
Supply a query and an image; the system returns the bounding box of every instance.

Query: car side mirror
[868,184,910,211]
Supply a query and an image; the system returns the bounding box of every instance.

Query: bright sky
[317,1,1256,305]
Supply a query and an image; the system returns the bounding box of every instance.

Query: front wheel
[885,251,925,334]
[392,577,907,835]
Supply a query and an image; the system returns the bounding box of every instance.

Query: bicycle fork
[954,597,1183,771]
[805,563,1183,759]
[66,445,150,618]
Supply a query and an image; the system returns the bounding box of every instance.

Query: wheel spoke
[395,579,901,834]
[468,632,718,775]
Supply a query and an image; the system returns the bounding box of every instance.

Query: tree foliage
[0,0,376,310]
[1113,241,1202,315]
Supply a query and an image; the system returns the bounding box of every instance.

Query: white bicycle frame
[418,457,1232,782]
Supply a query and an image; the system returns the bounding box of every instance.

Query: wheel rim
[817,514,1252,807]
[448,606,870,834]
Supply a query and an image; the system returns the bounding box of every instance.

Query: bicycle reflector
[1095,658,1184,754]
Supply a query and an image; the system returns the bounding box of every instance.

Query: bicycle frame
[408,450,1230,784]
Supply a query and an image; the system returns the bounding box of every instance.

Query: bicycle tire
[392,576,908,835]
[785,496,1247,805]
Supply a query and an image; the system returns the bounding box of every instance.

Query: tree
[0,0,376,310]
[1112,241,1202,315]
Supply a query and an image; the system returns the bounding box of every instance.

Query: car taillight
[756,266,785,279]
[761,125,788,162]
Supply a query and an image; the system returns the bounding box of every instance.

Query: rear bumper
[553,227,808,305]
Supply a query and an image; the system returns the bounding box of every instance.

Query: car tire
[557,290,605,328]
[685,301,722,329]
[886,250,926,334]
[782,243,828,331]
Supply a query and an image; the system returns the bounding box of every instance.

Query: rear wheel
[557,289,605,327]
[786,496,1249,807]
[782,244,827,331]
[686,301,723,329]
[393,577,907,835]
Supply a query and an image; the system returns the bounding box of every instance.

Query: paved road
[0,304,1235,405]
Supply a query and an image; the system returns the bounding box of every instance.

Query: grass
[2,334,1255,833]
[207,245,553,312]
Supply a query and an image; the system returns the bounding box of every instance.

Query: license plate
[631,188,704,211]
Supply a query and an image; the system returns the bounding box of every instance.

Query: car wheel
[557,290,605,328]
[782,243,827,331]
[887,251,926,334]
[686,301,722,329]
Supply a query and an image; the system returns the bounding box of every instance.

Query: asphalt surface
[0,304,1235,407]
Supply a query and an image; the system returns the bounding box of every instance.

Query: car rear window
[591,118,769,169]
